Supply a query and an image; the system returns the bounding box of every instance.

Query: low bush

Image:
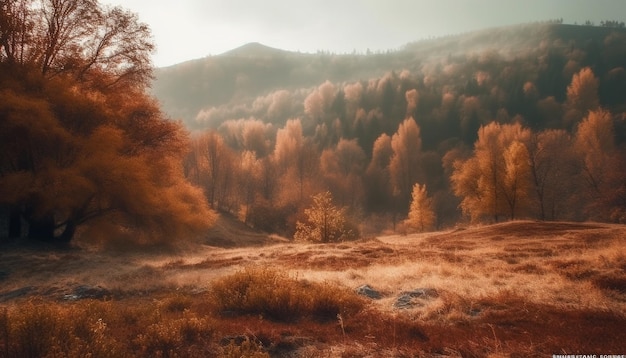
[210,267,365,322]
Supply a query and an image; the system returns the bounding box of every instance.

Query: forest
[165,23,626,239]
[1,0,626,246]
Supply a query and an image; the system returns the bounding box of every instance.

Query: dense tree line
[185,54,626,236]
[0,0,215,245]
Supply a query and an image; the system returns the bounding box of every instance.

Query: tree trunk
[27,215,56,241]
[57,220,76,244]
[8,209,21,238]
[27,216,75,245]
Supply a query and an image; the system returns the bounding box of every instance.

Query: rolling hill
[1,221,625,355]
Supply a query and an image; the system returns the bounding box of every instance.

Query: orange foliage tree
[451,122,532,222]
[0,0,215,244]
[405,183,435,232]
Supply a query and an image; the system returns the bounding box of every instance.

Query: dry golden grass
[1,220,626,356]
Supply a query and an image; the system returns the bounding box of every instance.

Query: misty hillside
[152,22,626,130]
[153,21,626,234]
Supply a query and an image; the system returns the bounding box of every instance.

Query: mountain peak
[219,42,289,57]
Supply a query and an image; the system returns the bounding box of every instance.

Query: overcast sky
[101,0,626,67]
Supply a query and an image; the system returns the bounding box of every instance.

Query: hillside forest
[168,24,626,238]
[1,0,626,245]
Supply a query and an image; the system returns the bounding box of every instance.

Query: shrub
[210,268,365,322]
[0,300,122,358]
[135,315,214,357]
[0,298,216,358]
[220,336,269,358]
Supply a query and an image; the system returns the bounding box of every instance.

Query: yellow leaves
[274,118,303,168]
[295,191,357,243]
[390,117,422,200]
[451,156,483,222]
[406,183,435,232]
[452,122,533,222]
[1,64,215,243]
[575,108,615,156]
[566,67,600,115]
[574,108,616,195]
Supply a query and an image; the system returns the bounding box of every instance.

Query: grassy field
[1,219,625,357]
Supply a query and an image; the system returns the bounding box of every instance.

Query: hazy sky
[101,0,626,67]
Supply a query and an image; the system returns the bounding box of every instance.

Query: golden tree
[294,191,357,243]
[564,67,599,126]
[365,133,394,212]
[405,183,435,232]
[502,141,533,220]
[0,0,215,244]
[389,117,422,207]
[573,108,625,221]
[451,122,532,222]
[527,130,577,220]
[320,138,366,208]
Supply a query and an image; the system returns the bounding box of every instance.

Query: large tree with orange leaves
[451,122,532,222]
[0,0,215,244]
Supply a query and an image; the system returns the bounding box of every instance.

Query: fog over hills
[152,22,626,131]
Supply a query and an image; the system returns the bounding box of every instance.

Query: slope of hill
[203,212,286,247]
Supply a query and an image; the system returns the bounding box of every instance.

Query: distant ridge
[219,42,293,58]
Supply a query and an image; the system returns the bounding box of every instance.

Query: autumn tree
[0,73,215,244]
[365,133,394,213]
[573,108,625,220]
[0,0,214,244]
[451,122,532,222]
[527,129,577,220]
[564,67,599,127]
[405,183,435,232]
[320,138,366,208]
[186,131,236,210]
[389,117,423,208]
[237,150,262,223]
[294,191,357,243]
[274,118,319,203]
[304,80,336,121]
[0,0,153,89]
[502,140,533,220]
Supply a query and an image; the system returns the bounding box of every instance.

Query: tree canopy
[0,0,215,245]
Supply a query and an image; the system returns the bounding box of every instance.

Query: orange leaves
[294,191,357,243]
[1,63,215,243]
[389,117,422,203]
[451,122,532,222]
[566,67,600,116]
[405,183,435,232]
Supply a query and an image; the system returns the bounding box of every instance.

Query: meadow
[1,220,625,357]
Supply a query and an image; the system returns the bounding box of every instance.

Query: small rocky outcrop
[0,286,35,302]
[355,284,383,299]
[394,288,438,309]
[63,285,111,301]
